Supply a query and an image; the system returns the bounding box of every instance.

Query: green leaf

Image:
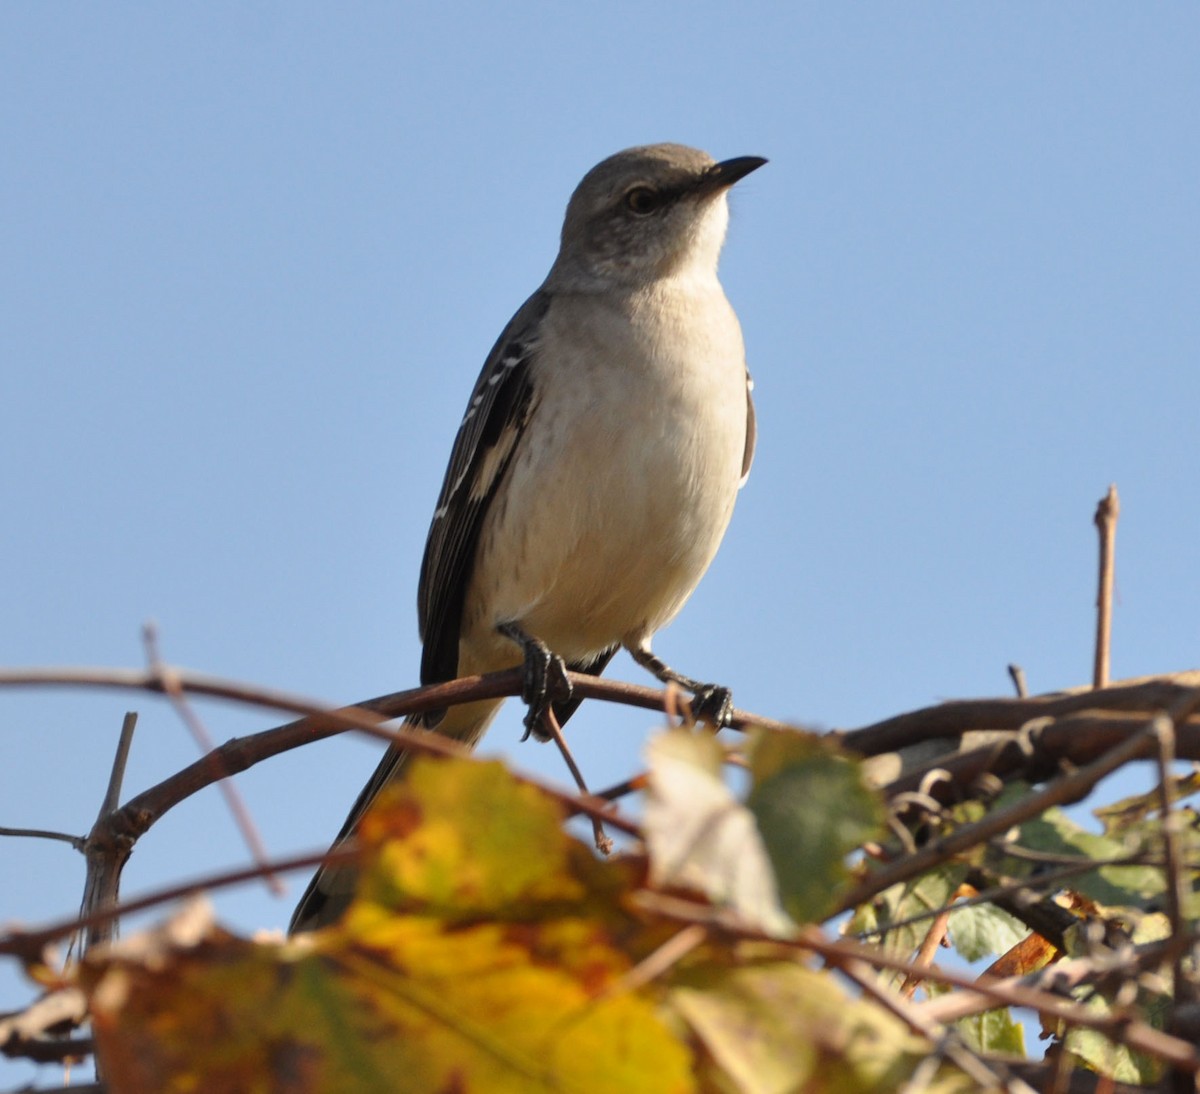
[960,1007,1026,1058]
[643,728,793,936]
[847,865,966,961]
[947,903,1028,963]
[940,993,1027,1060]
[745,729,884,924]
[1003,806,1166,911]
[1064,1023,1162,1084]
[925,983,1026,1057]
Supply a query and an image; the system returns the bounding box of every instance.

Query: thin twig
[1007,664,1027,698]
[540,703,586,794]
[848,856,1143,943]
[1093,484,1120,688]
[833,957,1031,1093]
[611,923,707,996]
[540,704,613,854]
[0,845,361,962]
[10,663,1200,813]
[143,624,284,896]
[915,930,1186,1027]
[594,772,650,801]
[96,712,138,822]
[850,930,1197,1069]
[898,885,968,998]
[0,826,84,851]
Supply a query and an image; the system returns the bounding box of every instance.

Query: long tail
[288,698,502,933]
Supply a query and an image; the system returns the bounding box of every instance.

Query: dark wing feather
[552,645,618,726]
[417,290,550,686]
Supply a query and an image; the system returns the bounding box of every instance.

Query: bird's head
[551,143,766,289]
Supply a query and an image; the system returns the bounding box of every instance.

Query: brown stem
[1093,484,1120,688]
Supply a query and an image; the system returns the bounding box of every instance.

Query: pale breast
[460,280,749,670]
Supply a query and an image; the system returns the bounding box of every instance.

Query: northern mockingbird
[290,143,765,932]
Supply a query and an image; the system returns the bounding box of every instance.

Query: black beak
[696,155,768,194]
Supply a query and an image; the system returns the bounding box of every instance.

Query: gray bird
[290,143,765,932]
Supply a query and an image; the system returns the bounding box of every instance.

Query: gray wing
[417,291,550,686]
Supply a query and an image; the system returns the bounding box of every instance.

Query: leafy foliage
[4,672,1200,1092]
[69,742,975,1092]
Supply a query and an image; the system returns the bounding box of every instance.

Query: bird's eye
[624,186,660,216]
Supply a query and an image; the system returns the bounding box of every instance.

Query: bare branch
[0,826,84,851]
[610,924,707,996]
[143,624,283,897]
[539,704,614,854]
[832,957,1031,1093]
[0,663,792,734]
[1093,483,1120,688]
[0,663,768,912]
[95,712,138,823]
[898,885,965,999]
[840,671,1200,758]
[0,847,358,963]
[835,717,1169,915]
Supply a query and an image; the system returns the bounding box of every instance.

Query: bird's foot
[498,622,572,741]
[626,644,735,729]
[686,683,734,729]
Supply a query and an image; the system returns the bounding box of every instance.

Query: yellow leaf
[79,760,694,1093]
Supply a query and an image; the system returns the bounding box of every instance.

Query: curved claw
[689,683,734,729]
[521,653,572,742]
[499,622,573,742]
[625,644,734,730]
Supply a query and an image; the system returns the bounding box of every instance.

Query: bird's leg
[626,643,734,728]
[498,621,573,742]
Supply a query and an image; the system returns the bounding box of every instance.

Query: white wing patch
[739,371,756,487]
[469,421,521,502]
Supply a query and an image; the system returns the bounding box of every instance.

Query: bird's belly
[460,353,746,670]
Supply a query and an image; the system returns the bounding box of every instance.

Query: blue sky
[2,5,1198,1080]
